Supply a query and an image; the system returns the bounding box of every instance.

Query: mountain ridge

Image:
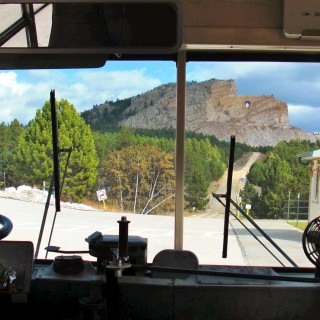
[82,78,319,147]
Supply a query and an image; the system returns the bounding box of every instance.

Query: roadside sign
[96,189,107,201]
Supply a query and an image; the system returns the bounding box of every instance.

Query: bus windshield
[0,60,318,268]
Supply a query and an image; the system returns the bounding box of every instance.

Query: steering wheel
[0,215,13,240]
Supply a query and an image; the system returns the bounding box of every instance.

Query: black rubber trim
[0,215,13,240]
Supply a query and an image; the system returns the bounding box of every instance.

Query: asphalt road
[0,196,313,268]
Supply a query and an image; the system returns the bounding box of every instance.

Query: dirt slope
[196,152,263,218]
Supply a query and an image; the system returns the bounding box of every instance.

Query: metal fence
[283,199,308,222]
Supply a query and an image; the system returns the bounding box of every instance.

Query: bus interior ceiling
[1,1,320,319]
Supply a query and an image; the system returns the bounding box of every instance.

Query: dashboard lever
[85,231,103,243]
[45,245,89,254]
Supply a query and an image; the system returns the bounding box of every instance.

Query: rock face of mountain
[92,79,319,146]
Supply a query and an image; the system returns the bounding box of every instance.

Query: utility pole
[296,193,300,226]
[287,190,291,222]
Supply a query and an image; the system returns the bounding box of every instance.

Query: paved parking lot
[1,197,313,268]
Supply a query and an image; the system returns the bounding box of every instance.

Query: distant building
[297,149,320,222]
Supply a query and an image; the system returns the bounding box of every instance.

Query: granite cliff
[87,79,318,147]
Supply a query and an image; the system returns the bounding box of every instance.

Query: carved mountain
[85,79,319,147]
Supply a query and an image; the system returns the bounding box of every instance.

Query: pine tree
[15,99,98,202]
[0,120,25,187]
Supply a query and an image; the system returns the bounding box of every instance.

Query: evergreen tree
[0,120,25,187]
[259,153,294,218]
[116,126,138,148]
[0,122,9,188]
[239,181,261,217]
[184,137,225,210]
[243,140,317,218]
[15,99,98,202]
[247,160,266,187]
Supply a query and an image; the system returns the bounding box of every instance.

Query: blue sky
[1,61,320,132]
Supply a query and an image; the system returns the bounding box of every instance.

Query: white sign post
[245,203,251,216]
[96,189,107,210]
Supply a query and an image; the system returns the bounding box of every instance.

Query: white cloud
[186,62,282,82]
[0,68,161,124]
[54,69,161,113]
[78,69,160,92]
[288,104,320,132]
[0,71,30,94]
[0,72,32,123]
